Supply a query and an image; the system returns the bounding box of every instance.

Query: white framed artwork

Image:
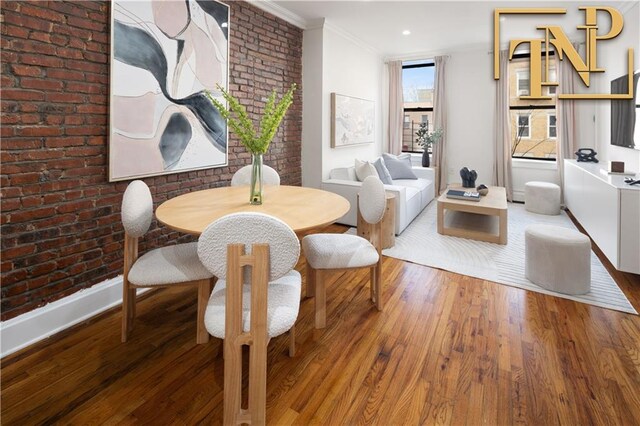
[330,93,375,148]
[109,0,229,181]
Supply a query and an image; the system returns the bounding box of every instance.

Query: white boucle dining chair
[302,175,386,329]
[230,164,281,186]
[197,212,301,426]
[120,180,215,344]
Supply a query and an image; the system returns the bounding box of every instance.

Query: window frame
[509,51,557,162]
[516,70,530,97]
[517,113,531,139]
[547,113,557,139]
[402,61,435,153]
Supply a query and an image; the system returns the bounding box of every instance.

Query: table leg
[499,209,508,245]
[437,201,444,235]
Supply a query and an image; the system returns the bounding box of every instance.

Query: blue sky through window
[402,61,434,102]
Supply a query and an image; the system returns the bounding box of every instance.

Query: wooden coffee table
[437,185,508,244]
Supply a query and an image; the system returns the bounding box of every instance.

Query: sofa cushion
[403,186,421,202]
[373,158,393,184]
[392,178,430,190]
[355,159,377,181]
[394,178,433,209]
[382,153,417,180]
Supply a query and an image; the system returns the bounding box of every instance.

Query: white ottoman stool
[524,181,561,215]
[525,225,591,295]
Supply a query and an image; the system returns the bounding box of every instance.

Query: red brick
[20,53,63,68]
[19,4,66,23]
[47,68,84,81]
[17,126,63,137]
[1,89,45,101]
[11,64,44,77]
[20,77,64,91]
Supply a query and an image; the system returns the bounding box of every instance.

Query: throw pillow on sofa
[373,158,393,184]
[382,153,417,180]
[354,159,377,181]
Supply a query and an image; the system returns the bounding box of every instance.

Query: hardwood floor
[2,223,640,425]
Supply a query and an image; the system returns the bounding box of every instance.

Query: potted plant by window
[207,83,296,205]
[415,124,443,167]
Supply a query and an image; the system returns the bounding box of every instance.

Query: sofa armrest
[411,166,435,181]
[321,179,408,228]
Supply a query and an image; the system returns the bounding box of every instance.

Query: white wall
[301,23,384,188]
[321,27,383,178]
[594,2,640,171]
[301,26,324,188]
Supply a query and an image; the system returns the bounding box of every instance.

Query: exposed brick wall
[0,1,303,320]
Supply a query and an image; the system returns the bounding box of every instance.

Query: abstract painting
[330,93,375,148]
[109,0,229,181]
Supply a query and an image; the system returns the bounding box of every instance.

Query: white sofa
[322,165,436,234]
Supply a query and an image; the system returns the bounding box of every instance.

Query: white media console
[564,159,640,275]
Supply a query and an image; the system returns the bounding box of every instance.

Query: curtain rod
[384,54,450,64]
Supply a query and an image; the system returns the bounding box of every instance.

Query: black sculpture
[460,167,477,188]
[575,148,599,163]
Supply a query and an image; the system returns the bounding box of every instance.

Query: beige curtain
[492,50,513,201]
[387,60,403,155]
[556,43,579,200]
[432,56,448,193]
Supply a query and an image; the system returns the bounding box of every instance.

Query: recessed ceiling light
[402,30,411,35]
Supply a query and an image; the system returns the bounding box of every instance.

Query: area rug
[353,202,637,314]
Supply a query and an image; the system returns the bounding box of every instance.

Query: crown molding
[246,0,309,29]
[245,1,380,54]
[324,21,380,55]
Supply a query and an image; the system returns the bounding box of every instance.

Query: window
[517,71,530,96]
[547,114,557,138]
[402,60,435,152]
[509,53,557,160]
[517,114,531,138]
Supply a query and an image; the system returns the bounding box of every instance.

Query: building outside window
[509,54,557,160]
[402,59,435,152]
[517,114,531,138]
[548,114,557,139]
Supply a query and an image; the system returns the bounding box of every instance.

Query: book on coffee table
[446,189,481,202]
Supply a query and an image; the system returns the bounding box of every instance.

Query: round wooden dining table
[155,185,350,235]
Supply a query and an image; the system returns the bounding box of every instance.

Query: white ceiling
[262,0,635,58]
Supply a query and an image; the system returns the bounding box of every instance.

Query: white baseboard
[512,190,525,203]
[0,276,149,358]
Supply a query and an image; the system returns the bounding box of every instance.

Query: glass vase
[250,152,263,205]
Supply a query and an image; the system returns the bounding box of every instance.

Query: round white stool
[525,225,591,295]
[524,181,561,215]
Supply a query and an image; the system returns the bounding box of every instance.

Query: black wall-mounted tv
[611,71,640,149]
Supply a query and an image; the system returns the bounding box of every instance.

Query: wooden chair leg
[306,265,316,298]
[223,336,243,425]
[121,279,136,342]
[289,324,296,357]
[370,266,376,303]
[375,260,383,311]
[315,269,326,329]
[249,341,268,425]
[196,278,213,344]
